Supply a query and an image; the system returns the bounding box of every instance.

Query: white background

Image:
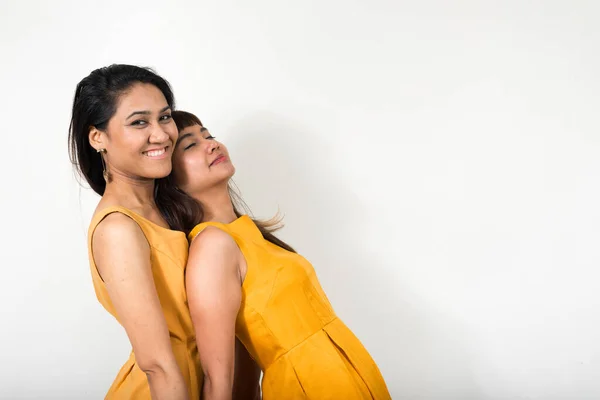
[1,0,599,399]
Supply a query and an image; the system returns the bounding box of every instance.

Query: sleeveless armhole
[88,206,150,284]
[188,222,252,286]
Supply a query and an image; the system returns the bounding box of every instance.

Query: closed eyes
[183,136,216,150]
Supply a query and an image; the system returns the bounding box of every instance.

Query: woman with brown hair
[155,110,391,399]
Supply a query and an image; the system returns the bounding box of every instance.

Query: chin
[225,164,236,178]
[147,165,173,179]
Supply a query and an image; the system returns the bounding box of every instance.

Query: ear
[88,126,105,152]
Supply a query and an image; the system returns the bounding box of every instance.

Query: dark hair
[155,111,296,253]
[68,64,175,195]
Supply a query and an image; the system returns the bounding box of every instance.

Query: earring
[97,148,110,182]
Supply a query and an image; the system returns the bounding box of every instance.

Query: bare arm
[187,227,242,400]
[233,339,262,400]
[93,213,189,400]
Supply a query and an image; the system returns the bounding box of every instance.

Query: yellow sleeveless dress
[189,215,391,399]
[88,206,202,399]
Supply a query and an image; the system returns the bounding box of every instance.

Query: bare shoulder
[93,212,146,247]
[189,226,240,267]
[191,226,237,252]
[92,213,150,282]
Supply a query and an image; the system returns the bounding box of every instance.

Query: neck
[193,184,238,224]
[103,173,156,209]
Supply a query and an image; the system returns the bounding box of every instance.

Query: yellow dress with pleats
[88,206,202,399]
[189,215,391,399]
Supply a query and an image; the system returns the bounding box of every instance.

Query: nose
[207,140,220,153]
[148,124,170,144]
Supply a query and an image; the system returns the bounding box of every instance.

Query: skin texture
[172,123,235,199]
[173,123,261,399]
[90,84,189,400]
[187,227,243,400]
[89,83,177,184]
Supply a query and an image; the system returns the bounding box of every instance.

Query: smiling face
[171,122,235,197]
[89,83,178,181]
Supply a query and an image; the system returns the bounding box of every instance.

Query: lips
[210,154,226,166]
[143,146,168,158]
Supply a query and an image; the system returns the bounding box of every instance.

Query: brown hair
[154,110,295,253]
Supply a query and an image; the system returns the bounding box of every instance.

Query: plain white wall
[1,0,599,398]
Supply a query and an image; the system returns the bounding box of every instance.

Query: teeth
[146,148,166,157]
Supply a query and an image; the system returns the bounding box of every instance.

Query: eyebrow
[126,105,171,120]
[176,132,193,148]
[175,126,208,148]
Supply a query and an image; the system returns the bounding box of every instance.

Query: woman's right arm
[186,227,243,400]
[92,213,189,400]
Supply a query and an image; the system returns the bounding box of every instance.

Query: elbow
[204,370,234,386]
[137,357,177,377]
[203,370,234,397]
